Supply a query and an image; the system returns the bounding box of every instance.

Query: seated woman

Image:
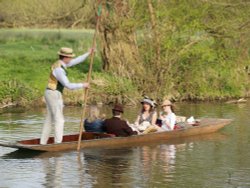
[84,106,105,133]
[160,99,176,131]
[132,97,159,133]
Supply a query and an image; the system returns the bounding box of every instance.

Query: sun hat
[161,99,172,107]
[57,47,75,58]
[152,100,158,107]
[112,103,124,113]
[141,98,154,107]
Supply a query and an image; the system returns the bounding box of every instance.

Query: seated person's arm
[162,115,176,130]
[124,122,138,135]
[134,115,140,125]
[169,114,176,130]
[162,119,171,130]
[151,112,157,126]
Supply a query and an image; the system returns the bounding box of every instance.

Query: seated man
[103,104,138,137]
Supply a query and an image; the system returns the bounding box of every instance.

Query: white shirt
[161,112,176,131]
[53,52,90,90]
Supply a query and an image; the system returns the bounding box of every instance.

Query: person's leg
[40,90,54,144]
[54,91,64,143]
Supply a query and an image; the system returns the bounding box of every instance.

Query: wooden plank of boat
[0,118,232,152]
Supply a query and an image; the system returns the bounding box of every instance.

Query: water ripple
[0,104,250,187]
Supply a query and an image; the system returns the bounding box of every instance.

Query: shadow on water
[1,149,44,159]
[83,147,134,161]
[1,149,62,159]
[85,131,230,150]
[0,107,27,115]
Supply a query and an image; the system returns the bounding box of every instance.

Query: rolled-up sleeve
[53,67,84,90]
[66,52,90,67]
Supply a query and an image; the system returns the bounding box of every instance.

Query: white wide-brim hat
[141,98,154,107]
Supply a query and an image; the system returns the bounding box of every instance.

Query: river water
[0,102,250,188]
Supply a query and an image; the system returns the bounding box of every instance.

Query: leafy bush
[0,79,39,105]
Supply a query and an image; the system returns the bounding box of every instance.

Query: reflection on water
[42,155,64,188]
[135,144,177,186]
[83,148,134,187]
[0,102,250,187]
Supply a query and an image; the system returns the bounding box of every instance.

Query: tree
[98,0,145,83]
[1,0,249,100]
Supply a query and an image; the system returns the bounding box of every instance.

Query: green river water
[0,102,249,188]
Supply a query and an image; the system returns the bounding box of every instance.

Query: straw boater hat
[57,47,75,58]
[161,99,173,107]
[112,104,124,113]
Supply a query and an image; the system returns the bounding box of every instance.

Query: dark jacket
[103,117,137,137]
[84,119,105,133]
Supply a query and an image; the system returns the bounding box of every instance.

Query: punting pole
[77,0,102,151]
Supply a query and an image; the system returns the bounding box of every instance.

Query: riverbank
[0,29,140,108]
[0,28,250,108]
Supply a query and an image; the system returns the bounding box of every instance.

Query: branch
[238,20,250,30]
[208,1,250,7]
[53,3,85,21]
[0,102,16,109]
[178,40,201,55]
[70,14,85,28]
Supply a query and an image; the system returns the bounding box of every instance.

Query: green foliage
[135,0,250,100]
[0,0,95,28]
[100,74,135,95]
[0,79,39,105]
[0,29,139,106]
[89,72,139,103]
[0,29,99,105]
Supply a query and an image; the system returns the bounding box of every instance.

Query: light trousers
[40,90,64,144]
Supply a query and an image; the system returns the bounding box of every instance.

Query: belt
[46,88,56,91]
[46,88,62,93]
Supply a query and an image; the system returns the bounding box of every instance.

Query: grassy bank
[0,29,139,107]
[1,29,249,108]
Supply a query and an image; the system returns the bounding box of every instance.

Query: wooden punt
[0,118,232,152]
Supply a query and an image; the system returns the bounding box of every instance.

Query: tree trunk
[147,0,161,67]
[98,0,145,81]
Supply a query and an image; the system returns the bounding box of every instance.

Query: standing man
[40,47,93,145]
